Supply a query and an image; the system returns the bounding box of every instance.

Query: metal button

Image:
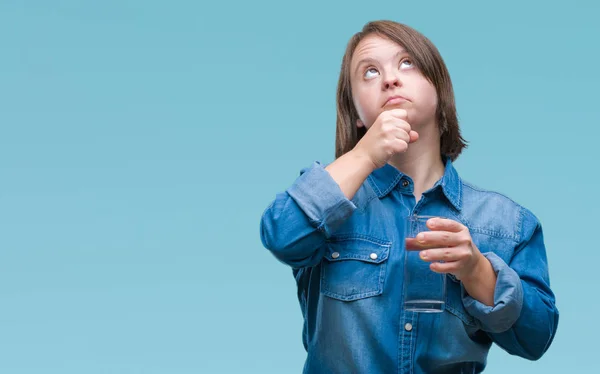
[401,179,409,188]
[331,252,340,259]
[369,253,378,260]
[404,323,413,331]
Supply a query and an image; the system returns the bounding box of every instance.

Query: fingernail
[420,251,428,259]
[416,233,425,242]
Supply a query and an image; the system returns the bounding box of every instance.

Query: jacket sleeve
[259,161,359,268]
[461,206,559,360]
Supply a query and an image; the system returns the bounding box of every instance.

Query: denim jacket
[259,158,559,374]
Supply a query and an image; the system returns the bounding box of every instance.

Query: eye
[364,67,379,79]
[400,58,414,70]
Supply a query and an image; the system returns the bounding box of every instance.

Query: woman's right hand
[353,109,419,169]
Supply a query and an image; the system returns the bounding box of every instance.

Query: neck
[388,122,445,201]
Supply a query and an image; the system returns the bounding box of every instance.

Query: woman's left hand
[407,217,485,282]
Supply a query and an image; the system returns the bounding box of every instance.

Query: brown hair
[335,20,467,161]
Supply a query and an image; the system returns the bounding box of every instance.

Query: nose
[382,72,401,90]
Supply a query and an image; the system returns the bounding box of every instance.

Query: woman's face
[350,34,438,132]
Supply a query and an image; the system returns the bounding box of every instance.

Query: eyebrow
[353,49,409,76]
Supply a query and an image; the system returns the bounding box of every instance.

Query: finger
[405,238,440,251]
[391,139,409,154]
[414,230,464,247]
[390,118,411,134]
[429,261,460,274]
[386,109,408,120]
[393,128,411,143]
[408,130,419,143]
[427,217,465,233]
[419,247,463,262]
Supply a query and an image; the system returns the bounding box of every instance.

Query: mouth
[384,95,409,107]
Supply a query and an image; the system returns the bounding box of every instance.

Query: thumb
[409,130,419,143]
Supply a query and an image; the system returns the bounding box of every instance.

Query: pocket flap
[325,237,391,264]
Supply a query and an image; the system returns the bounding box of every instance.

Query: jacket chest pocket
[320,237,391,302]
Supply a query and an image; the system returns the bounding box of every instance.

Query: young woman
[259,20,559,374]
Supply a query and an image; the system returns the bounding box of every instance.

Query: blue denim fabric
[260,159,559,374]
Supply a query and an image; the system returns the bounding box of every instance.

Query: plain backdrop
[1,0,598,373]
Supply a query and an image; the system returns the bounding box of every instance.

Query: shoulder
[459,179,541,243]
[461,179,523,209]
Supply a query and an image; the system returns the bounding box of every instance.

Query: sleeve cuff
[462,252,524,333]
[287,162,357,238]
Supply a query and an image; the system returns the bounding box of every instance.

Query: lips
[384,95,409,107]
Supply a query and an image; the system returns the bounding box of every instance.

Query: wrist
[462,253,492,286]
[348,149,377,173]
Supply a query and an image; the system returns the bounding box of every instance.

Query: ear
[356,119,365,128]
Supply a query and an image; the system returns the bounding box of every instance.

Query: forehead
[351,34,406,67]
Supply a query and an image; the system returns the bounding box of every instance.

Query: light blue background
[1,0,597,373]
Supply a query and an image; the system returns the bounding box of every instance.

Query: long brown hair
[335,20,467,161]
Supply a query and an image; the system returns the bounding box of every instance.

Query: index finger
[386,109,408,120]
[427,217,465,233]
